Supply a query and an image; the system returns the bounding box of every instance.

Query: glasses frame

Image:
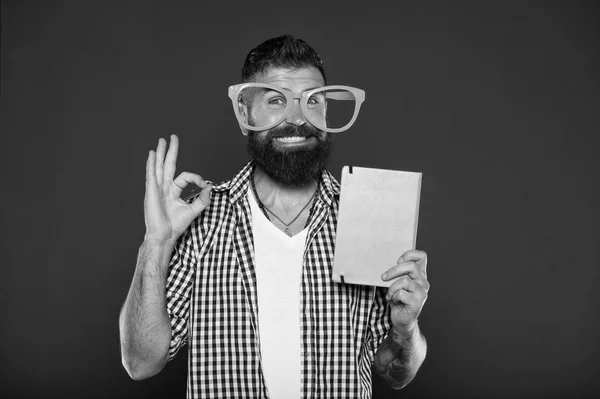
[228,83,366,133]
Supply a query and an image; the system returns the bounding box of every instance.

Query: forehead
[252,67,325,91]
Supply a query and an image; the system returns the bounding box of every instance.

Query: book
[332,166,422,287]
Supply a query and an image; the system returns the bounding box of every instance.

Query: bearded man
[119,34,430,399]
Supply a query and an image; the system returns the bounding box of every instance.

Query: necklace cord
[250,169,318,231]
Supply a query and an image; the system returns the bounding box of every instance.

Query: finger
[155,138,166,185]
[393,287,428,308]
[398,249,428,273]
[381,261,422,282]
[146,150,156,185]
[398,249,427,264]
[392,289,409,305]
[386,275,416,300]
[163,134,179,183]
[391,289,420,306]
[189,184,213,215]
[172,172,206,196]
[145,151,161,205]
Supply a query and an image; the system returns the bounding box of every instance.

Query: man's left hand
[381,249,430,334]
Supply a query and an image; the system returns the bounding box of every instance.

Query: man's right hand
[144,134,212,247]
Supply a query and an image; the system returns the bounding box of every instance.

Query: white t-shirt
[248,189,307,399]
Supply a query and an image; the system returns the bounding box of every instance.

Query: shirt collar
[215,159,340,206]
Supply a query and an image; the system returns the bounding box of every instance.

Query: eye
[308,93,325,105]
[307,95,325,111]
[268,97,286,106]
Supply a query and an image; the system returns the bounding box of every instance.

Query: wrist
[143,235,178,250]
[392,321,418,343]
[138,238,176,276]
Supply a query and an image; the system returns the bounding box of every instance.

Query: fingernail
[381,272,387,280]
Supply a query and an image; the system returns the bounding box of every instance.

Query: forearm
[119,239,175,380]
[373,323,427,389]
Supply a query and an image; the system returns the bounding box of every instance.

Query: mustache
[269,123,321,139]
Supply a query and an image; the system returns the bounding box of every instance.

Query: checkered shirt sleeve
[166,218,201,360]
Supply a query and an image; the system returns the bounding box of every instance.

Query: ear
[237,101,249,136]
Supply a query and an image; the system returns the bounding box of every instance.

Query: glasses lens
[306,88,357,130]
[238,85,288,129]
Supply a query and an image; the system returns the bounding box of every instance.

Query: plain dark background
[1,1,599,398]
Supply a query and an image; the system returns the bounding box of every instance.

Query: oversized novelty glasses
[228,83,366,133]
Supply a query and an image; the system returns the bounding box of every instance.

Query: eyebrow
[260,88,285,96]
[274,85,325,95]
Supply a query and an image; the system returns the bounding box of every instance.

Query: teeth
[276,137,307,143]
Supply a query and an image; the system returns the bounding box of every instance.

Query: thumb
[189,184,213,215]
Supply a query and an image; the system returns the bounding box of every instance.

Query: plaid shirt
[166,160,392,399]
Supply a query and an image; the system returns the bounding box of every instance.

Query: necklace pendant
[284,227,292,237]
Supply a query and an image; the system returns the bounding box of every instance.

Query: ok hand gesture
[144,135,212,245]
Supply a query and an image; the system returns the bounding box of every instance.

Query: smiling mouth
[275,136,311,143]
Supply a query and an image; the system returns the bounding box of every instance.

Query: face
[245,67,333,187]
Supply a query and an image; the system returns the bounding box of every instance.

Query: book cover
[332,166,422,287]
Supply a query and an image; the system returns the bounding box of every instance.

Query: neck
[253,166,319,211]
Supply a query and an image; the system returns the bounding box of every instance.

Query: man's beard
[247,123,333,187]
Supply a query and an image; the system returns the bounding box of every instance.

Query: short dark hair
[241,34,326,84]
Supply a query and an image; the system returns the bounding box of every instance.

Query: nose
[285,99,306,127]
